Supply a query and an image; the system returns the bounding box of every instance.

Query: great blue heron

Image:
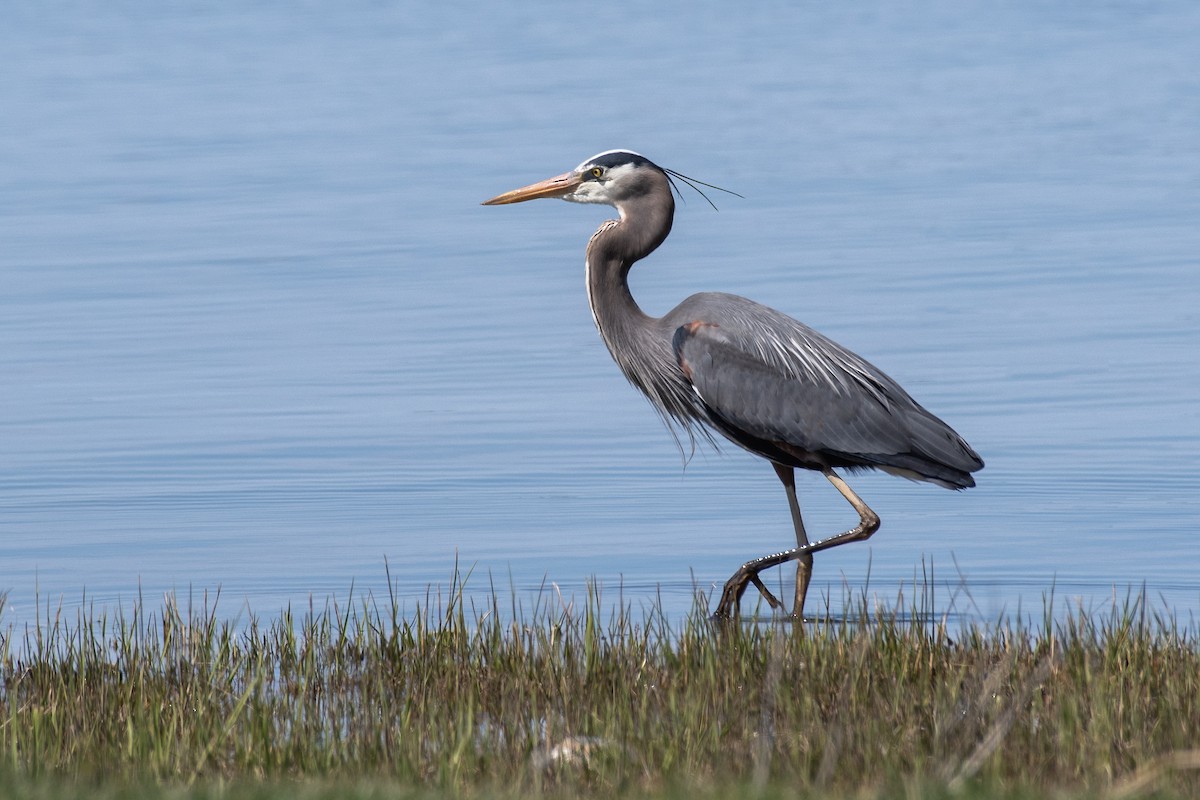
[483,149,983,619]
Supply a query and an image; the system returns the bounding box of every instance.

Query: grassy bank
[1,578,1198,799]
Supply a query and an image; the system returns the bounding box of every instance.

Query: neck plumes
[584,188,704,439]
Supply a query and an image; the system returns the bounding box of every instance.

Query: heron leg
[722,465,804,615]
[772,463,813,620]
[713,468,880,620]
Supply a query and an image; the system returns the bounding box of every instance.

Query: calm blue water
[3,3,1198,632]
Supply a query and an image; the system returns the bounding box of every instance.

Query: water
[3,3,1198,631]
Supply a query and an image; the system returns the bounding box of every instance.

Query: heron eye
[590,167,603,178]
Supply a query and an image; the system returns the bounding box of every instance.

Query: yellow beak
[482,171,583,205]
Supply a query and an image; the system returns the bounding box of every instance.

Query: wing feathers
[670,294,983,488]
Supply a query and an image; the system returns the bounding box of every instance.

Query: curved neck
[584,189,675,339]
[582,186,707,440]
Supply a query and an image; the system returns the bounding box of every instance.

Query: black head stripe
[586,150,659,172]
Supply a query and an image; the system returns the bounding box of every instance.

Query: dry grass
[1,574,1198,799]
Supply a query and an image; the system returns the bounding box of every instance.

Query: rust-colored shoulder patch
[676,320,719,381]
[683,320,719,335]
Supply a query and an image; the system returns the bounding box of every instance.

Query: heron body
[484,150,983,619]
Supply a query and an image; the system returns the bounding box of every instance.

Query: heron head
[482,150,665,208]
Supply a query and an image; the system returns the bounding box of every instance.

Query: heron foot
[712,564,783,619]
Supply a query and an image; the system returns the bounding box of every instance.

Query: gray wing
[669,294,983,488]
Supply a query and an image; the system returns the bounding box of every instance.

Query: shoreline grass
[2,577,1199,799]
